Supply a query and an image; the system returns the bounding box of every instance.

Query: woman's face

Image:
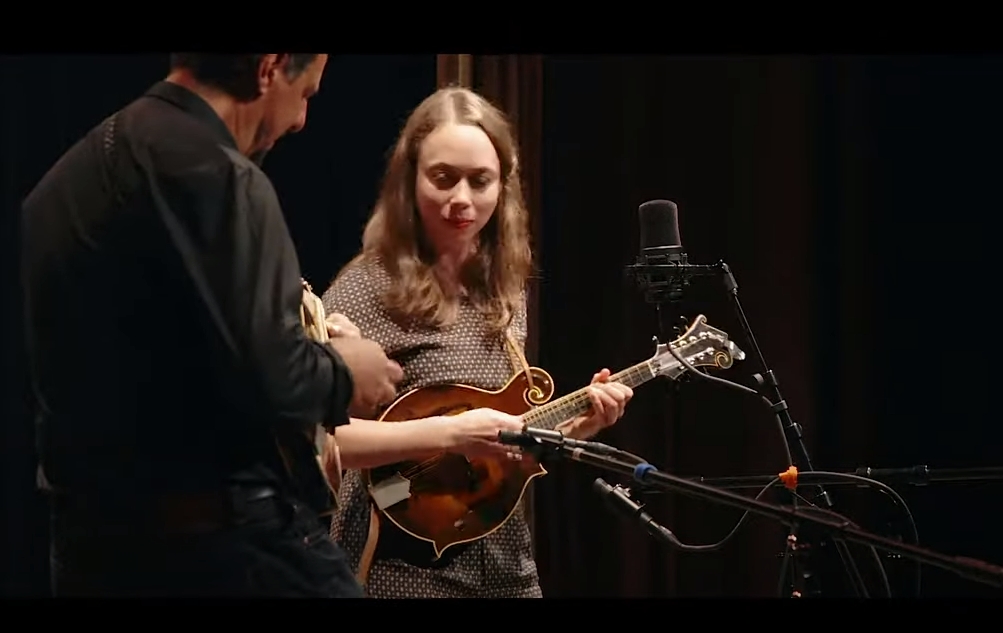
[414,122,501,258]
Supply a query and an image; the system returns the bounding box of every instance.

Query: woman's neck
[433,242,476,295]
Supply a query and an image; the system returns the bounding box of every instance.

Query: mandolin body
[360,367,555,560]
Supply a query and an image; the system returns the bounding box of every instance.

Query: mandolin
[360,314,746,562]
[271,279,344,516]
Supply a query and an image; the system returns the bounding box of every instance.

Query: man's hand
[328,337,403,417]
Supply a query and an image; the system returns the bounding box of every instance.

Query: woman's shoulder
[321,254,401,337]
[323,254,390,303]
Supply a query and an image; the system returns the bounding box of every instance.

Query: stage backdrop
[527,54,1003,598]
[444,53,1003,598]
[3,53,1001,598]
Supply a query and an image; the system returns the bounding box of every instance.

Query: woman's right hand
[442,408,525,460]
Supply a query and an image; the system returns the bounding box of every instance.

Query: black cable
[660,340,915,597]
[796,470,919,597]
[624,469,902,597]
[637,475,781,553]
[664,340,792,466]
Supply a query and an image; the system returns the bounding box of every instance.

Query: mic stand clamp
[593,477,679,548]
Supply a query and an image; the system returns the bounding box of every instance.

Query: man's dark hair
[169,54,319,102]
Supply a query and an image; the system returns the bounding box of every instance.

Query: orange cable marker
[779,465,798,490]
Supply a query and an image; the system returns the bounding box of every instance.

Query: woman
[321,86,633,598]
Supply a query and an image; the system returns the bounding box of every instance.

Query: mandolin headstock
[649,314,745,380]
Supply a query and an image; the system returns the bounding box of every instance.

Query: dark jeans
[49,487,365,598]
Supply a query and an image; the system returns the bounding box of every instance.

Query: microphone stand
[655,299,689,535]
[629,258,857,597]
[713,260,846,597]
[629,250,692,444]
[536,442,1003,592]
[629,252,696,591]
[683,465,1003,490]
[681,465,1003,596]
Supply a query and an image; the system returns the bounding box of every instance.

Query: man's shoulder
[217,146,277,195]
[120,97,252,185]
[218,144,259,174]
[21,119,105,213]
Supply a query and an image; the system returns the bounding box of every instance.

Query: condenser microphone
[629,199,690,304]
[638,199,687,264]
[626,199,723,305]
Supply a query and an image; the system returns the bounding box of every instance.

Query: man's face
[251,54,328,159]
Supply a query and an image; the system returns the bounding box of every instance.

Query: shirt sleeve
[145,147,354,433]
[320,259,382,342]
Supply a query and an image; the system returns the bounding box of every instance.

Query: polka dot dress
[321,256,542,598]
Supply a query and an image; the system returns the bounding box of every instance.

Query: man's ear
[256,54,281,94]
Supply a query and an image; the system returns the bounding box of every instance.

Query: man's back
[20,57,405,598]
[22,83,307,496]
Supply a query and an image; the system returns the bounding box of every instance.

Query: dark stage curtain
[3,53,1001,598]
[531,54,1003,598]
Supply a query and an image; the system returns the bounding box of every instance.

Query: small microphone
[593,478,678,544]
[497,430,540,449]
[497,426,618,455]
[521,427,566,443]
[638,199,687,264]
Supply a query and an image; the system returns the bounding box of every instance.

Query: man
[20,53,403,597]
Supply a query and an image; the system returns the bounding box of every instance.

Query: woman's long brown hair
[352,86,532,333]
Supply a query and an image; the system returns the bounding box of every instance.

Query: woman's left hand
[558,368,633,440]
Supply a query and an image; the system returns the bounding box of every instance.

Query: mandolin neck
[520,359,658,431]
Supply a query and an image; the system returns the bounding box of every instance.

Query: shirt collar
[144,81,239,151]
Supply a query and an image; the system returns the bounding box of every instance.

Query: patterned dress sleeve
[322,261,369,333]
[320,257,400,350]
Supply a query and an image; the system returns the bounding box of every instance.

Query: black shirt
[20,81,354,500]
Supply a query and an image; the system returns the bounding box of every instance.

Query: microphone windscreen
[638,200,681,250]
